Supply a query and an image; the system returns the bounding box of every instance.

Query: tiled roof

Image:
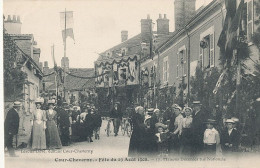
[43,68,95,91]
[97,32,173,63]
[64,68,95,91]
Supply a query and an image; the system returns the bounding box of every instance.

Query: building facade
[4,15,43,146]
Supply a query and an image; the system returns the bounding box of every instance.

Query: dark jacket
[5,108,20,135]
[93,113,102,128]
[192,110,208,138]
[128,113,146,156]
[110,107,122,119]
[221,128,240,152]
[56,107,70,128]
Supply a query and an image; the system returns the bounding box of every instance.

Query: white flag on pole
[60,11,75,43]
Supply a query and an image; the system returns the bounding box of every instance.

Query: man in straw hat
[221,119,240,155]
[191,100,208,155]
[4,101,22,157]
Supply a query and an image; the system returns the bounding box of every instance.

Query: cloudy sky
[3,0,211,68]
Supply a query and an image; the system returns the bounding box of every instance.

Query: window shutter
[199,43,203,68]
[183,49,187,76]
[177,52,179,78]
[210,32,215,67]
[167,59,169,82]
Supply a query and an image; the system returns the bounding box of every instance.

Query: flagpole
[63,8,67,102]
[53,44,58,98]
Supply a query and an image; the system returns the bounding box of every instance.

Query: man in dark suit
[56,101,71,146]
[191,101,208,156]
[110,102,122,136]
[221,119,240,155]
[4,101,21,157]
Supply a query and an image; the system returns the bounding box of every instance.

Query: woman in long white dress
[31,98,46,150]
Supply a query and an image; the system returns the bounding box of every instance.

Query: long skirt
[180,128,193,156]
[32,122,46,149]
[46,120,62,149]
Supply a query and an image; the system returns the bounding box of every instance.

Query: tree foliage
[3,31,27,101]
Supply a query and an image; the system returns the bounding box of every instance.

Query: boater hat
[48,99,56,105]
[231,117,239,123]
[225,119,235,124]
[35,97,44,104]
[193,101,202,105]
[13,101,22,107]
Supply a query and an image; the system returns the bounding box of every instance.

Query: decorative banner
[95,55,139,87]
[60,10,75,43]
[213,69,227,94]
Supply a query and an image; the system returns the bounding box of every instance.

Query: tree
[3,31,27,101]
[190,66,221,118]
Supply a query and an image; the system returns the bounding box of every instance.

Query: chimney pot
[159,14,162,19]
[164,14,167,19]
[121,30,128,42]
[13,15,17,22]
[147,14,150,19]
[7,15,11,21]
[17,16,21,23]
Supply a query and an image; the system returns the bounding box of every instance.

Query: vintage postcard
[2,0,260,167]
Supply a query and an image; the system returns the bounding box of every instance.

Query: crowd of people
[128,101,241,158]
[4,98,244,158]
[4,97,102,157]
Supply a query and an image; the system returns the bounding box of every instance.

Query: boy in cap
[155,123,170,157]
[203,119,220,156]
[221,119,240,155]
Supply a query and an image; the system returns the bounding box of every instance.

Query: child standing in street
[203,119,221,156]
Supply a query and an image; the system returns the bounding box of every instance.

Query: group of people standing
[128,101,241,157]
[4,98,74,156]
[71,103,102,142]
[30,97,71,150]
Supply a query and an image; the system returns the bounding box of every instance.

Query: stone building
[4,15,43,146]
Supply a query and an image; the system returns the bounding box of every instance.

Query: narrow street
[5,120,131,168]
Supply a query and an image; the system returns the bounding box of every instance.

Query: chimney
[174,0,196,31]
[4,14,22,34]
[157,14,169,35]
[13,15,17,22]
[43,61,49,74]
[141,14,152,43]
[39,62,43,71]
[7,15,11,21]
[17,16,21,23]
[121,30,128,42]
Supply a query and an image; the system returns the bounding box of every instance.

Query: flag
[217,0,245,65]
[60,10,75,43]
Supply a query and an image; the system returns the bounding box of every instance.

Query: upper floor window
[163,56,169,83]
[177,46,187,79]
[200,26,215,69]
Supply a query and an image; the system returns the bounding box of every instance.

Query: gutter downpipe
[184,25,191,106]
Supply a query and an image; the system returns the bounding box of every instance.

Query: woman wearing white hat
[31,97,47,150]
[45,100,62,149]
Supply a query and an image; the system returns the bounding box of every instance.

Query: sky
[3,0,211,68]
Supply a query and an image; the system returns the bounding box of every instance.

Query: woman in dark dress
[45,100,62,149]
[128,106,146,157]
[84,108,95,142]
